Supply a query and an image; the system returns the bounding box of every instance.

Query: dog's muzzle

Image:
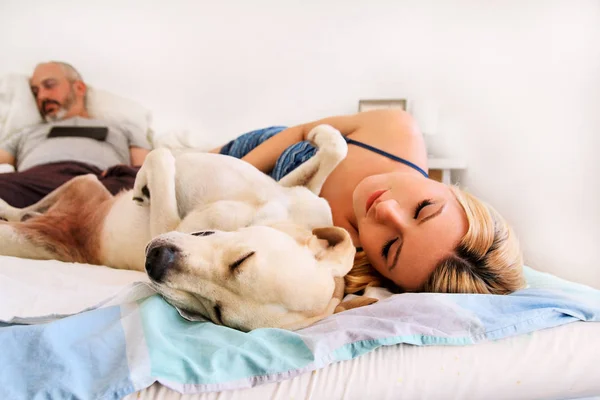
[145,244,179,282]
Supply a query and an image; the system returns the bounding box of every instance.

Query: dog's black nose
[145,245,178,282]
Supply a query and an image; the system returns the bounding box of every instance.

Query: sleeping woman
[211,109,524,295]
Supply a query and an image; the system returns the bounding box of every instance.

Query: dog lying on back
[0,125,375,331]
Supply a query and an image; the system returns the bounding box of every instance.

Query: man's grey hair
[48,61,83,82]
[35,61,83,82]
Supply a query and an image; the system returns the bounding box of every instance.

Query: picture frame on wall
[358,98,407,112]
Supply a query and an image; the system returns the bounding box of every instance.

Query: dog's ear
[267,223,355,277]
[308,226,355,277]
[335,296,378,313]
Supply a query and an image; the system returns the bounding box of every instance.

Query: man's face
[29,63,84,122]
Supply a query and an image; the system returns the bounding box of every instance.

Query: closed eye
[42,79,57,89]
[414,199,433,219]
[381,238,397,259]
[229,251,255,273]
[191,231,215,237]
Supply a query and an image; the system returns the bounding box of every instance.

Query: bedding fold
[0,265,599,399]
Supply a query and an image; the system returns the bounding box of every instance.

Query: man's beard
[44,108,68,122]
[42,87,76,123]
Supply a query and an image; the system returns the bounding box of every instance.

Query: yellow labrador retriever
[0,125,372,331]
[147,224,356,331]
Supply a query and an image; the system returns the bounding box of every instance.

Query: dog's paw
[0,197,11,212]
[132,169,150,206]
[0,211,26,222]
[132,148,176,206]
[334,296,378,313]
[307,124,348,160]
[132,184,150,206]
[0,198,22,222]
[307,124,341,143]
[19,212,41,222]
[0,205,8,221]
[0,212,16,222]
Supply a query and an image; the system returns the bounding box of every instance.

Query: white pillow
[86,86,154,144]
[0,74,42,140]
[0,74,154,144]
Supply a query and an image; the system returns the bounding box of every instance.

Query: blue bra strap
[344,137,429,178]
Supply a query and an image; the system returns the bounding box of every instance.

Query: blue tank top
[220,126,429,180]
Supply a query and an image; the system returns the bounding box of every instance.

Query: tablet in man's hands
[48,126,109,141]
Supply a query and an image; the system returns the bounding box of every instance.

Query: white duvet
[2,255,600,400]
[0,255,153,324]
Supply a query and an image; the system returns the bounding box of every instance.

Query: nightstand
[427,158,467,185]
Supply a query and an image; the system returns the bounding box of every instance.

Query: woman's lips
[365,189,387,213]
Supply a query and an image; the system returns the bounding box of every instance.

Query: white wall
[1,0,599,287]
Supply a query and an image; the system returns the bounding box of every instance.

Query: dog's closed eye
[229,251,255,273]
[191,231,215,237]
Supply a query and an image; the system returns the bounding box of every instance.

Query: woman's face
[353,172,468,291]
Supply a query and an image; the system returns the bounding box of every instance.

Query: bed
[1,75,599,399]
[128,321,600,400]
[1,255,599,399]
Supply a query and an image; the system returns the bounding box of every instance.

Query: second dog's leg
[0,176,113,262]
[132,148,181,238]
[0,222,56,260]
[0,174,108,222]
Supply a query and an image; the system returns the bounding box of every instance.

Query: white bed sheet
[0,255,150,323]
[127,321,600,400]
[1,256,599,399]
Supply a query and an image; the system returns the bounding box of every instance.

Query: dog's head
[144,223,355,331]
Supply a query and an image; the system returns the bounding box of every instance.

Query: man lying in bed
[0,61,151,208]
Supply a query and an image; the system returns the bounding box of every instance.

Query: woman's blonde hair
[345,186,525,295]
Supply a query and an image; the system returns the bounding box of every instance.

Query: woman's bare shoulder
[352,109,422,138]
[348,109,427,168]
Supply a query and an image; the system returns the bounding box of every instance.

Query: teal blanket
[1,267,599,398]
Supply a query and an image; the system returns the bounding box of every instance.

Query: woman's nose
[374,199,408,230]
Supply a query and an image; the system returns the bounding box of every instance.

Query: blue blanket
[1,266,599,399]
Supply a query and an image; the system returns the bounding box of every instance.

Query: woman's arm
[217,109,417,174]
[239,114,361,173]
